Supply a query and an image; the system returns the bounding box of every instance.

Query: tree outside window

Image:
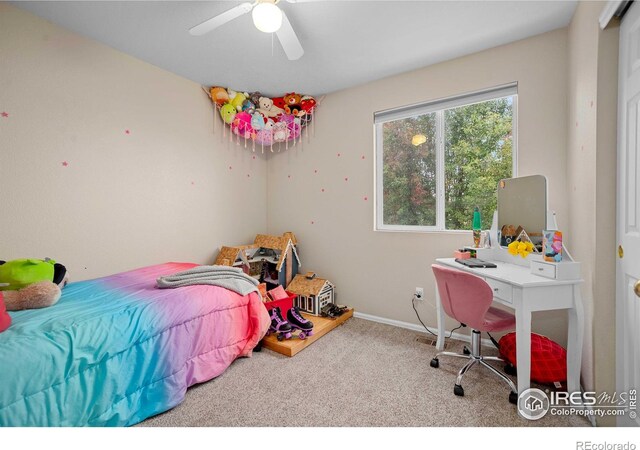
[376,89,515,232]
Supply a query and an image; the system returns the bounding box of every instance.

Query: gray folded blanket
[156,265,260,297]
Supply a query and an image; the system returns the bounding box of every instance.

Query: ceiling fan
[189,0,312,61]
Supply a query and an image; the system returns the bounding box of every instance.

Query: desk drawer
[530,260,557,279]
[486,278,513,304]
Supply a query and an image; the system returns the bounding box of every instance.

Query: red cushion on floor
[498,332,567,384]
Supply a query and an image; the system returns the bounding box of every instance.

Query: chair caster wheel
[430,358,439,368]
[463,346,470,355]
[509,391,518,405]
[454,384,464,397]
[504,364,517,376]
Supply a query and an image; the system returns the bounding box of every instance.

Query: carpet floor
[139,317,590,427]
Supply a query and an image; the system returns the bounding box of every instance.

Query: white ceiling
[12,1,577,96]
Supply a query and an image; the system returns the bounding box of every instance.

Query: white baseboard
[352,311,494,348]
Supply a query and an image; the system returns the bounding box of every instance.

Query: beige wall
[2,3,620,425]
[567,0,599,397]
[567,1,618,425]
[0,4,267,280]
[267,29,571,345]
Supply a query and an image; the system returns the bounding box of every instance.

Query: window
[374,84,517,232]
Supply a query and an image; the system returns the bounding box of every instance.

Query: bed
[0,262,270,426]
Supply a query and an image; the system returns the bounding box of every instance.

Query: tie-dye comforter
[0,262,270,426]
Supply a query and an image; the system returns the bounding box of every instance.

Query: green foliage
[444,98,513,229]
[382,114,437,226]
[381,97,513,230]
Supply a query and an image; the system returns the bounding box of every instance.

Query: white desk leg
[516,306,532,394]
[435,285,445,351]
[566,285,584,394]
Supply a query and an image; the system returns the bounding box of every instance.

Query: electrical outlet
[415,287,424,300]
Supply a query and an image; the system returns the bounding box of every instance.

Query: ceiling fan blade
[189,2,254,36]
[276,11,304,61]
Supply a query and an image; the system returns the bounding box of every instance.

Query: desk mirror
[497,175,547,248]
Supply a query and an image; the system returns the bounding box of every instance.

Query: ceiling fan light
[252,2,283,33]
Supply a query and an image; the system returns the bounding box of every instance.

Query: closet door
[617,0,640,427]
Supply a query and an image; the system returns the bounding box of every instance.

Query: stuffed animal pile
[210,87,317,149]
[0,258,68,332]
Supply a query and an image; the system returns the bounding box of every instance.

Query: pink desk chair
[431,264,518,404]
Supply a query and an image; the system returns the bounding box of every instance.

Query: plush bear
[283,93,303,116]
[0,258,68,312]
[284,92,301,106]
[258,97,284,118]
[500,224,518,246]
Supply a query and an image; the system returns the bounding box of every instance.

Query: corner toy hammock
[205,86,318,153]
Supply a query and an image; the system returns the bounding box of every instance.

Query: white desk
[434,257,584,395]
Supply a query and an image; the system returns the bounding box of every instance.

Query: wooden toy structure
[214,232,301,289]
[286,274,335,316]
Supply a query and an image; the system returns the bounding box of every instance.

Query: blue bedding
[0,263,269,426]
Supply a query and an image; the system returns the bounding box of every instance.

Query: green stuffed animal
[0,258,68,312]
[0,258,67,291]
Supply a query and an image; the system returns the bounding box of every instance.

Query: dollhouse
[214,232,301,289]
[286,274,335,316]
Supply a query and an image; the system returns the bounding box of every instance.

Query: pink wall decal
[61,161,68,167]
[1,112,8,118]
[125,129,131,135]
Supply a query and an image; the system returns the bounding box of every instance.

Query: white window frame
[374,83,518,232]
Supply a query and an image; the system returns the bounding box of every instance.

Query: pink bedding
[0,262,271,426]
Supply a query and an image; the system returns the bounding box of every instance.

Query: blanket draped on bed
[156,265,259,297]
[0,262,270,427]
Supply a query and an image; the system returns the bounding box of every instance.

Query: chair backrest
[431,264,494,330]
